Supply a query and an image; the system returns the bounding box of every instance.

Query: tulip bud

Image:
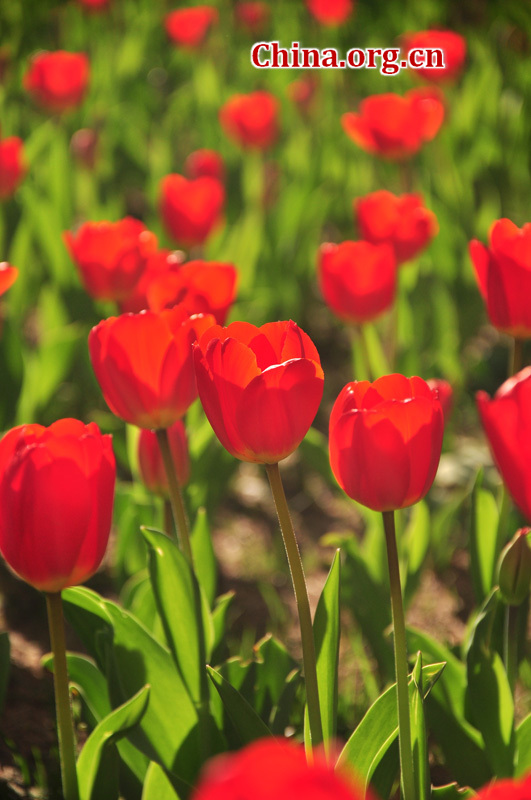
[497,529,531,606]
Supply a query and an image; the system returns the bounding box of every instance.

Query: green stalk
[350,325,371,381]
[45,592,79,800]
[510,337,524,378]
[382,511,416,800]
[265,462,323,749]
[504,603,519,695]
[156,428,193,565]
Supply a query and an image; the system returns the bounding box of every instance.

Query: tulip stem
[265,462,323,750]
[382,510,416,800]
[351,326,372,381]
[510,337,524,378]
[156,428,193,566]
[45,592,79,800]
[504,603,519,696]
[163,499,175,539]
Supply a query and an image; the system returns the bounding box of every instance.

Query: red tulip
[76,0,110,11]
[194,320,324,464]
[474,772,531,800]
[317,241,397,324]
[64,218,158,303]
[402,30,467,83]
[138,420,190,495]
[0,419,115,593]
[355,191,438,264]
[342,88,445,160]
[89,306,216,429]
[306,0,354,26]
[0,262,18,297]
[185,149,225,182]
[426,378,453,424]
[165,6,218,49]
[477,367,531,522]
[70,128,99,169]
[469,218,531,338]
[192,739,368,800]
[159,174,225,247]
[220,91,279,151]
[119,249,185,314]
[330,374,444,512]
[146,260,238,324]
[286,76,319,115]
[23,51,90,113]
[0,136,26,199]
[235,1,270,34]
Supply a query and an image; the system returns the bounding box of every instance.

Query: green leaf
[207,665,273,745]
[337,663,445,793]
[0,632,10,716]
[470,472,500,603]
[63,586,200,782]
[254,635,298,724]
[42,652,110,729]
[76,685,150,800]
[304,550,340,755]
[411,653,430,800]
[141,526,214,703]
[432,785,476,800]
[341,535,393,678]
[467,648,515,777]
[403,502,430,607]
[141,762,183,800]
[211,592,235,662]
[516,713,531,776]
[42,650,149,784]
[191,509,217,608]
[406,628,491,788]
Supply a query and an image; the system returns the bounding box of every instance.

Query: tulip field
[1,0,531,798]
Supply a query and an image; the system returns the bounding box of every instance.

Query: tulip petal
[238,359,324,463]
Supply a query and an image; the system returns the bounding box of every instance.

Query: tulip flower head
[64,218,158,303]
[76,0,111,11]
[330,374,444,512]
[355,191,438,264]
[160,174,225,248]
[0,136,27,199]
[402,29,467,83]
[235,1,270,34]
[0,262,18,297]
[474,771,531,800]
[306,0,354,26]
[185,149,225,183]
[220,91,280,151]
[469,218,531,338]
[342,88,445,160]
[192,738,369,800]
[146,260,238,324]
[194,320,324,464]
[138,420,190,495]
[477,367,531,522]
[89,306,217,429]
[318,240,397,325]
[165,6,218,49]
[23,51,90,113]
[287,76,319,115]
[426,378,453,424]
[0,419,115,593]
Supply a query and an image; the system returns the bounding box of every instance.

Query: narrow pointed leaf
[191,509,217,607]
[207,665,272,745]
[337,663,445,792]
[141,526,213,704]
[76,685,150,800]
